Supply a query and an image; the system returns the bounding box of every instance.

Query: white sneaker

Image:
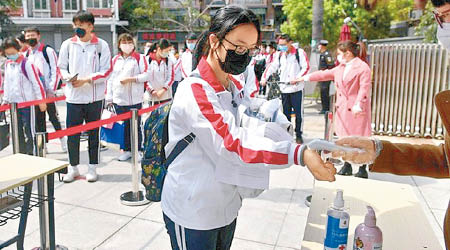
[63,165,80,183]
[60,137,67,152]
[118,151,132,161]
[86,164,98,182]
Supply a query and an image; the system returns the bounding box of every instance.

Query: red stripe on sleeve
[30,64,46,99]
[302,50,310,77]
[191,83,289,165]
[92,58,113,81]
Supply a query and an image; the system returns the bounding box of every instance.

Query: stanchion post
[120,109,150,206]
[35,132,50,250]
[10,103,20,154]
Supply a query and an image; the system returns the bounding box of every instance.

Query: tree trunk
[311,0,324,50]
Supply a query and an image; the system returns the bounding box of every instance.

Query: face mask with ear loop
[214,41,251,75]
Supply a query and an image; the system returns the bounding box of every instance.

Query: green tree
[414,2,437,43]
[119,0,162,32]
[0,0,18,38]
[281,0,394,49]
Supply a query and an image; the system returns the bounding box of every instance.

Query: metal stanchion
[35,132,50,250]
[120,109,150,206]
[10,103,20,154]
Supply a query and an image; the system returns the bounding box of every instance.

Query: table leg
[47,174,55,250]
[17,183,33,250]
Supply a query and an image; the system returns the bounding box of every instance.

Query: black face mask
[74,27,87,38]
[216,43,251,75]
[26,38,38,47]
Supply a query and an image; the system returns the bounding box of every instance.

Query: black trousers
[35,102,63,142]
[66,100,103,166]
[319,81,331,112]
[18,107,33,155]
[281,90,303,139]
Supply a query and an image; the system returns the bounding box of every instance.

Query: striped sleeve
[27,61,46,100]
[91,41,113,84]
[187,82,300,167]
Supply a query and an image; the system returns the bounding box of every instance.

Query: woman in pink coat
[293,41,372,178]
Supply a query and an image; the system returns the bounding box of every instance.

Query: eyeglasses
[433,9,450,28]
[222,37,259,56]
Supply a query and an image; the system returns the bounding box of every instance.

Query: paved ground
[1,99,449,250]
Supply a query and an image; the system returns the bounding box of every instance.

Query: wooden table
[0,154,68,250]
[301,175,443,250]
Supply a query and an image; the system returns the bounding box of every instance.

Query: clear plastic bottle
[324,190,350,250]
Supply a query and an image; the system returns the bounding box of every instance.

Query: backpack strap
[20,59,30,81]
[164,133,196,167]
[41,44,51,67]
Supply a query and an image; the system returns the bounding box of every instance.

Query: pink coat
[308,57,372,137]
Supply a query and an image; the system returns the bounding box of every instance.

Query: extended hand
[156,89,167,99]
[260,79,267,87]
[304,149,336,182]
[332,137,377,164]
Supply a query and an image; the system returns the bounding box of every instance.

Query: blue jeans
[163,213,236,250]
[113,103,142,151]
[281,90,303,139]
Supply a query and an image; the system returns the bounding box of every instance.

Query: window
[64,0,78,10]
[63,0,78,18]
[87,0,112,8]
[33,0,50,17]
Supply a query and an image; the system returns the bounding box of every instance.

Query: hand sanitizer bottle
[324,190,350,250]
[353,206,383,250]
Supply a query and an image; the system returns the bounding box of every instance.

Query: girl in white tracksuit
[2,37,46,155]
[143,38,174,104]
[107,33,148,161]
[161,6,336,250]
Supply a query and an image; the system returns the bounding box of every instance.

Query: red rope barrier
[0,96,66,113]
[47,103,164,140]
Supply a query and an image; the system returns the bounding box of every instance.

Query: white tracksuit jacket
[106,52,148,106]
[180,49,193,79]
[262,48,310,93]
[161,57,303,230]
[26,43,60,93]
[58,34,112,104]
[138,53,174,102]
[3,56,46,103]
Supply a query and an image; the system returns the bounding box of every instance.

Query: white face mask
[437,22,450,51]
[120,43,134,55]
[266,47,270,53]
[337,54,344,63]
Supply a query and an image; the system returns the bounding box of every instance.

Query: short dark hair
[279,34,292,42]
[73,10,95,25]
[3,37,21,50]
[431,0,450,7]
[186,33,198,40]
[24,26,40,35]
[15,33,26,43]
[268,41,277,49]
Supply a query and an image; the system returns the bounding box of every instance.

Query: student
[24,26,67,153]
[260,34,310,144]
[2,37,46,155]
[15,33,29,55]
[58,10,112,183]
[144,39,174,104]
[180,33,197,79]
[106,33,148,161]
[162,5,336,250]
[170,48,182,96]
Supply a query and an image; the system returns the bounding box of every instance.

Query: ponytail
[192,30,210,70]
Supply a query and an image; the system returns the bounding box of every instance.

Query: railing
[369,43,449,139]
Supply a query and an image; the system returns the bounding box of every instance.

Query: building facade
[137,0,285,50]
[5,0,128,53]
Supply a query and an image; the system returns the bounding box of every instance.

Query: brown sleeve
[370,141,450,178]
